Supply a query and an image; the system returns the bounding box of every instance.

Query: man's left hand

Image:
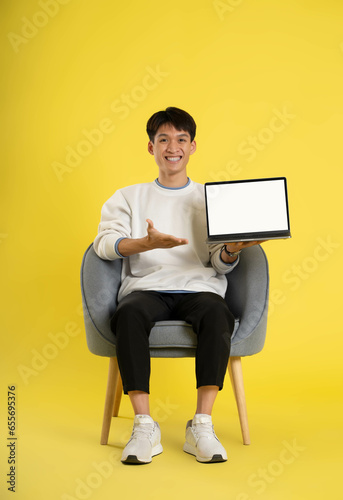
[221,240,268,264]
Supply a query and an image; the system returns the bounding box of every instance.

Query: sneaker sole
[121,444,163,465]
[122,455,149,465]
[183,442,227,463]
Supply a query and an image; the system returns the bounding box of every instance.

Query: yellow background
[1,0,342,498]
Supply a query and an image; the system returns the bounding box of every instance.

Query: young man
[94,107,261,464]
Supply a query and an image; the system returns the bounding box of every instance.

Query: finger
[146,218,154,229]
[224,242,242,250]
[171,239,188,247]
[242,240,268,248]
[238,241,257,248]
[168,236,188,246]
[247,240,267,246]
[169,236,188,245]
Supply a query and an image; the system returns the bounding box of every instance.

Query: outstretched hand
[146,219,188,249]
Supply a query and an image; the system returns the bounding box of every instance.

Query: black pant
[110,291,235,394]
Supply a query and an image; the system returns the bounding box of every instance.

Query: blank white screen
[206,179,289,236]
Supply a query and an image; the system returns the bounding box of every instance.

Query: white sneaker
[183,414,228,463]
[121,414,163,464]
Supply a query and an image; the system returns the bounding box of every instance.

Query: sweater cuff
[214,251,240,273]
[219,252,240,267]
[114,237,128,258]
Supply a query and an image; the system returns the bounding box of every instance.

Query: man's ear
[148,141,154,155]
[190,140,197,155]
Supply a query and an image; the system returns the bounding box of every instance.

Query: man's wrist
[222,245,242,258]
[220,246,240,264]
[141,235,153,251]
[117,236,151,257]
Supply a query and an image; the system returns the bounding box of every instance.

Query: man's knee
[111,294,150,334]
[198,294,235,331]
[199,293,232,314]
[114,292,149,317]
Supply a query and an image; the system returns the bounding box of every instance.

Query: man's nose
[166,141,180,152]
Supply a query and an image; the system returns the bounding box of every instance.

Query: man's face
[148,124,196,180]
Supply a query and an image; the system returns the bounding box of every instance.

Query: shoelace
[193,422,215,439]
[131,423,155,440]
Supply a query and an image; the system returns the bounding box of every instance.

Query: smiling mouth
[165,156,182,162]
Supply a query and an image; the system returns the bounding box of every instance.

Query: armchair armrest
[81,244,122,355]
[226,245,269,355]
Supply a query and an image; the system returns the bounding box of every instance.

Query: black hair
[146,107,196,143]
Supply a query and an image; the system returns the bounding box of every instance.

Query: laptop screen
[205,177,290,240]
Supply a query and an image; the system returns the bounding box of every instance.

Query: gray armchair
[80,243,269,446]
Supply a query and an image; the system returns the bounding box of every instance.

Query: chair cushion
[149,319,240,349]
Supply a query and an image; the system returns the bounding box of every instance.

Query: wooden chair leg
[113,364,123,417]
[228,356,251,445]
[101,357,122,445]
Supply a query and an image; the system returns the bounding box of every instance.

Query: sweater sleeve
[209,243,240,274]
[93,190,132,260]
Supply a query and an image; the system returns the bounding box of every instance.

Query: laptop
[205,177,291,243]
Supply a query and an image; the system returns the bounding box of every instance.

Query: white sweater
[94,179,239,302]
